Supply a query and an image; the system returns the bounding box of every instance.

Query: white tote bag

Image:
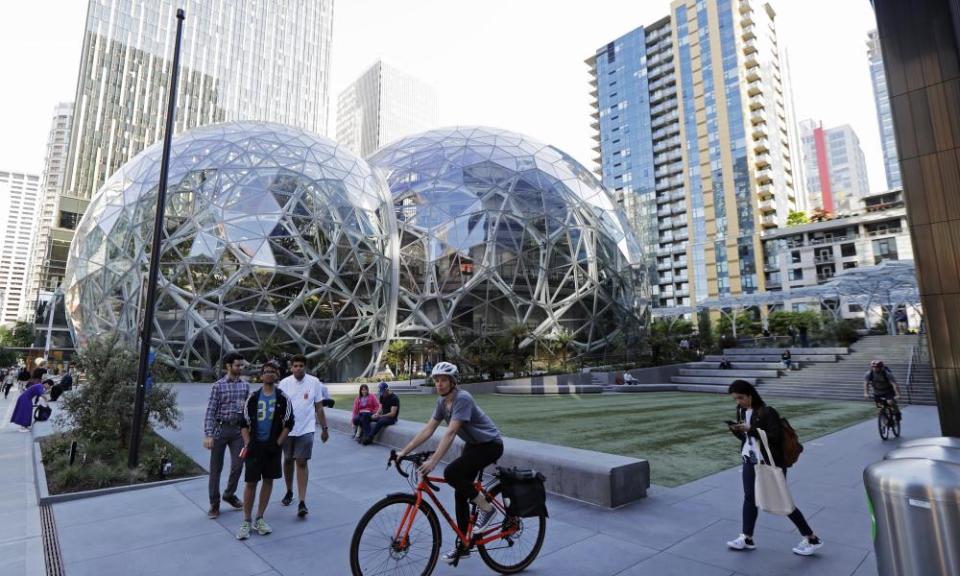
[753,429,796,516]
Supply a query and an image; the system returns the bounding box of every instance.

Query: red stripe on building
[813,125,833,212]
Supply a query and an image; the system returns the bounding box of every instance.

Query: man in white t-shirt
[277,354,329,518]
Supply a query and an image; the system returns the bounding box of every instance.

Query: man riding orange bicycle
[863,359,902,421]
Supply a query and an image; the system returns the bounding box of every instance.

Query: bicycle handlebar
[388,450,440,490]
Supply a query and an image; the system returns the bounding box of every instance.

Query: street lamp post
[129,8,186,469]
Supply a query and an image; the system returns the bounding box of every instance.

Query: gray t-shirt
[432,390,501,445]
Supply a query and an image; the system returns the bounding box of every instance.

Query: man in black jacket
[237,362,294,540]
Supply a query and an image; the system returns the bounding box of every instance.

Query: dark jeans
[444,441,504,536]
[369,416,397,439]
[741,460,813,537]
[209,423,244,506]
[352,412,373,438]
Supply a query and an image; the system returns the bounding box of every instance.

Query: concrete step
[723,347,849,355]
[496,384,604,395]
[686,362,786,370]
[671,375,756,386]
[678,368,780,378]
[705,354,836,363]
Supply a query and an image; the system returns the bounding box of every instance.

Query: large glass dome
[369,126,648,364]
[64,122,397,380]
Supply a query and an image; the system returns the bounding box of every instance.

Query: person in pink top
[351,384,381,444]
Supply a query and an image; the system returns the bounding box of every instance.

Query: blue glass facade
[676,6,710,303]
[868,31,901,190]
[594,28,658,280]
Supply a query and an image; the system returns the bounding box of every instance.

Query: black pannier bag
[496,466,548,518]
[33,404,52,422]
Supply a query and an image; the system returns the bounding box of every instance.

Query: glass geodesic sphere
[369,126,648,362]
[64,122,397,380]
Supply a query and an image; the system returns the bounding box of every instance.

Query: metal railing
[904,329,930,405]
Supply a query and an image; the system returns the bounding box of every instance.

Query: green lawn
[333,392,876,487]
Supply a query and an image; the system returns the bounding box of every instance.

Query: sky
[0,0,886,192]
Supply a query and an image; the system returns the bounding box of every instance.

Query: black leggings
[443,441,504,536]
[742,461,813,538]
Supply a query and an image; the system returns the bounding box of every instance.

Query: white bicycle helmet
[430,361,459,382]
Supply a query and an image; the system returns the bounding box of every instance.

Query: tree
[809,207,833,223]
[507,324,531,376]
[384,339,411,375]
[786,210,809,226]
[11,322,34,348]
[57,333,181,449]
[549,328,575,372]
[425,331,454,362]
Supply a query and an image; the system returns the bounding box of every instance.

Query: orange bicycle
[349,450,546,575]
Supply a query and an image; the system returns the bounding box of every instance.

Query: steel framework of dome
[369,126,648,362]
[63,122,397,380]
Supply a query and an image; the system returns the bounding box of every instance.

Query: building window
[872,238,899,264]
[840,243,856,257]
[791,250,801,264]
[789,268,803,281]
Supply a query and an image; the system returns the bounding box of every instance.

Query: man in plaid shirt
[203,352,249,518]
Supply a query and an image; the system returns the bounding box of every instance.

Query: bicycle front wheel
[891,411,901,438]
[350,493,441,576]
[477,484,546,575]
[878,410,889,440]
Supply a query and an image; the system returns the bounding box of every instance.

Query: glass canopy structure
[63,122,397,380]
[369,126,649,360]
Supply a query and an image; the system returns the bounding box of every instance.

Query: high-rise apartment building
[587,17,684,304]
[799,120,871,214]
[336,60,439,158]
[0,171,41,326]
[22,103,73,322]
[35,0,334,326]
[867,29,901,190]
[590,0,798,307]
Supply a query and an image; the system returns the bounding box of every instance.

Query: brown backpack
[780,417,804,467]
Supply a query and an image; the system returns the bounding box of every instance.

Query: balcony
[749,94,764,110]
[742,25,757,41]
[814,253,835,264]
[747,81,763,96]
[675,287,690,297]
[751,123,768,139]
[657,206,671,217]
[741,10,754,26]
[757,183,774,199]
[750,110,766,124]
[761,214,777,228]
[867,227,902,237]
[743,38,758,54]
[745,54,760,71]
[739,0,753,14]
[675,228,690,240]
[657,260,673,271]
[755,153,771,168]
[754,138,770,153]
[670,190,686,201]
[755,168,773,183]
[675,271,689,282]
[656,246,673,257]
[672,243,688,254]
[659,272,674,283]
[758,198,776,213]
[660,286,675,297]
[671,202,687,215]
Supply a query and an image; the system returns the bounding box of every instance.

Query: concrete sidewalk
[0,392,48,576]
[40,384,944,575]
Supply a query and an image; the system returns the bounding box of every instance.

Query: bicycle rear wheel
[877,410,889,440]
[477,484,546,575]
[350,493,441,576]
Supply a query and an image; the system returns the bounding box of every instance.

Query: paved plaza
[0,384,944,575]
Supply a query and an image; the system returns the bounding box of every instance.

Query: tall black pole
[129,8,186,469]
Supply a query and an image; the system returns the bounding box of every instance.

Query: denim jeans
[352,412,373,438]
[369,416,397,439]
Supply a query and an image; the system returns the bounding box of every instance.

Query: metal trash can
[899,437,960,450]
[864,458,960,576]
[884,445,960,466]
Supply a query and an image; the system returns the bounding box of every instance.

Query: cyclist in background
[395,361,503,565]
[864,360,902,421]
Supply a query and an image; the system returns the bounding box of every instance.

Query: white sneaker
[726,534,756,550]
[792,537,823,556]
[442,546,470,564]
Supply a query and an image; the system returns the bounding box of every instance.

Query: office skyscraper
[0,171,41,326]
[590,0,798,307]
[35,0,335,319]
[867,29,901,190]
[23,103,73,322]
[799,120,872,214]
[336,60,439,158]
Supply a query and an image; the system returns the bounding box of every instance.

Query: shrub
[56,333,181,449]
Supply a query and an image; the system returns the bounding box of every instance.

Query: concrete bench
[604,384,677,393]
[495,384,604,394]
[678,368,780,378]
[704,354,836,363]
[686,362,785,370]
[324,409,649,508]
[670,375,757,386]
[723,347,848,355]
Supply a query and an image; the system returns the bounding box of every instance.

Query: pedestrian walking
[10,369,51,431]
[277,354,329,518]
[236,362,294,540]
[725,380,823,556]
[203,352,249,519]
